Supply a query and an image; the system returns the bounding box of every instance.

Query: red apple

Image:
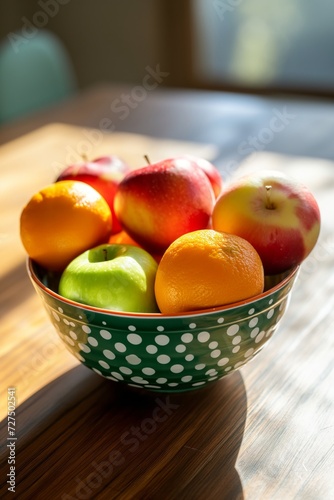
[114,157,215,252]
[182,155,223,198]
[212,170,321,275]
[56,155,130,234]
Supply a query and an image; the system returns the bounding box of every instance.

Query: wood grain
[0,123,216,412]
[1,102,334,499]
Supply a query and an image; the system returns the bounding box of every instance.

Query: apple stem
[265,185,275,209]
[102,247,108,261]
[144,155,151,165]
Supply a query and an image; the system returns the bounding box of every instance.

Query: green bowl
[28,259,299,393]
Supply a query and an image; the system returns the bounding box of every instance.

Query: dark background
[0,0,183,91]
[1,0,334,117]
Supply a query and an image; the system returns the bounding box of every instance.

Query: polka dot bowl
[28,259,299,393]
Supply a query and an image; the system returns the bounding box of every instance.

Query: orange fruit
[20,180,112,271]
[108,230,142,247]
[155,229,264,314]
[108,230,164,263]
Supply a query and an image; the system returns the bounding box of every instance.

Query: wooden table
[1,85,334,499]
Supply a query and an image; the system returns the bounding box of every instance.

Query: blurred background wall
[0,0,167,90]
[1,0,334,105]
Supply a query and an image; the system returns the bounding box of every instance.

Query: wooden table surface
[1,85,334,500]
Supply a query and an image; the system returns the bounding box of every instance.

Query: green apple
[58,244,159,313]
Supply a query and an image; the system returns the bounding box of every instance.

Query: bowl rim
[27,258,299,319]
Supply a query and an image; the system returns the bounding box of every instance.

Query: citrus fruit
[108,231,164,263]
[20,180,112,271]
[155,229,264,314]
[108,230,141,247]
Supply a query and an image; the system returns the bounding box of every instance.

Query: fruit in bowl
[20,180,112,272]
[212,170,321,275]
[155,230,264,314]
[20,160,320,392]
[59,243,159,313]
[114,157,215,253]
[181,155,223,198]
[27,258,299,393]
[56,154,130,234]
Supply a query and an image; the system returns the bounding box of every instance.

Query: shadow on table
[0,260,33,314]
[0,365,247,499]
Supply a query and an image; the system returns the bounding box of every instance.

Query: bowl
[27,259,299,393]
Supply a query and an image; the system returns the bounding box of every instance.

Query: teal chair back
[0,30,76,124]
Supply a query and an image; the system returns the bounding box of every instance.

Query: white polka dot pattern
[44,285,292,393]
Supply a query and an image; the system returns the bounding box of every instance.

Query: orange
[108,230,164,263]
[20,180,112,271]
[108,230,142,247]
[155,229,264,314]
